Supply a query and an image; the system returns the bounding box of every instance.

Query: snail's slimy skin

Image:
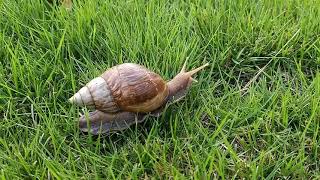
[79,110,147,135]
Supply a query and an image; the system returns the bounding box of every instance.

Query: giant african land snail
[69,60,209,134]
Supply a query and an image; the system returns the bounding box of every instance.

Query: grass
[0,0,320,179]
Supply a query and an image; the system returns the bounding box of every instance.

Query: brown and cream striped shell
[69,63,169,113]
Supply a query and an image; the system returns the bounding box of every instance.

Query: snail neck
[166,73,192,103]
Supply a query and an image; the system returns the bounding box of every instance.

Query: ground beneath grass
[0,0,320,179]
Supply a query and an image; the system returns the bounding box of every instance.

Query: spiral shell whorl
[69,77,119,112]
[69,86,94,107]
[101,63,169,113]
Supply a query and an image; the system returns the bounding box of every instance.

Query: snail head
[166,58,209,102]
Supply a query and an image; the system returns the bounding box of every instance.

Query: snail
[69,59,209,135]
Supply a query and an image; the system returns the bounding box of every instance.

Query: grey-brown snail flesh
[73,60,209,135]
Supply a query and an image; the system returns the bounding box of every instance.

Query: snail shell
[69,63,169,113]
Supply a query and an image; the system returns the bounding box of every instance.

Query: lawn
[0,0,320,179]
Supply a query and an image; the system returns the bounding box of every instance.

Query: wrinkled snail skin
[69,62,209,135]
[79,110,148,135]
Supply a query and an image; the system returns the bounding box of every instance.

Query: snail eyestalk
[166,62,209,103]
[180,57,189,73]
[186,63,210,77]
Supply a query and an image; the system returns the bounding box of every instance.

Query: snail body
[69,60,209,134]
